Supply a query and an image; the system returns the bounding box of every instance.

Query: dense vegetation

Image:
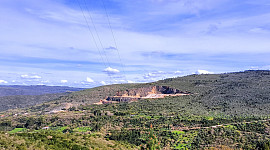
[0,130,135,150]
[48,70,270,115]
[1,70,270,149]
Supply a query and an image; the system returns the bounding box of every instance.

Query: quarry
[94,86,191,105]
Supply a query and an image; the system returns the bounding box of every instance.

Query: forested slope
[54,70,270,115]
[157,70,270,115]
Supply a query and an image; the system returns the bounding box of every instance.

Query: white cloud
[100,81,107,85]
[127,80,135,83]
[142,70,185,82]
[21,74,41,79]
[60,80,68,83]
[111,79,126,84]
[174,71,182,74]
[143,71,169,79]
[86,77,94,83]
[103,67,120,74]
[41,80,50,83]
[144,73,154,78]
[0,80,8,84]
[37,83,45,85]
[196,70,214,74]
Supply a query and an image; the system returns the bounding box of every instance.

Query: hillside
[0,85,84,112]
[1,70,270,149]
[45,70,270,115]
[0,93,69,112]
[157,70,270,116]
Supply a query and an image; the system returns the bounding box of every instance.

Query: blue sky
[1,0,270,87]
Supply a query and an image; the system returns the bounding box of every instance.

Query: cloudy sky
[1,0,270,87]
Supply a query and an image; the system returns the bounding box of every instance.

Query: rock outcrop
[115,86,189,97]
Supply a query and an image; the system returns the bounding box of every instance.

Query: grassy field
[8,128,26,133]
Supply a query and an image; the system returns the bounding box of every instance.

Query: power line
[82,0,111,69]
[101,0,128,82]
[82,0,121,84]
[76,0,113,83]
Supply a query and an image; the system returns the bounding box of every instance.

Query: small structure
[42,126,50,130]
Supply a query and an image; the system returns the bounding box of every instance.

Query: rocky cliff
[115,86,188,97]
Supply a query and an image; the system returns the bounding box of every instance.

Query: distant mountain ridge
[0,93,67,111]
[0,85,85,111]
[0,85,84,97]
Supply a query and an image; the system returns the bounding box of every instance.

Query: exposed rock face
[154,86,181,94]
[93,86,191,104]
[115,86,187,97]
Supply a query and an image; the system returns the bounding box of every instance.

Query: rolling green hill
[46,70,270,116]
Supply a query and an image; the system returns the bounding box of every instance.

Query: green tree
[142,124,160,150]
